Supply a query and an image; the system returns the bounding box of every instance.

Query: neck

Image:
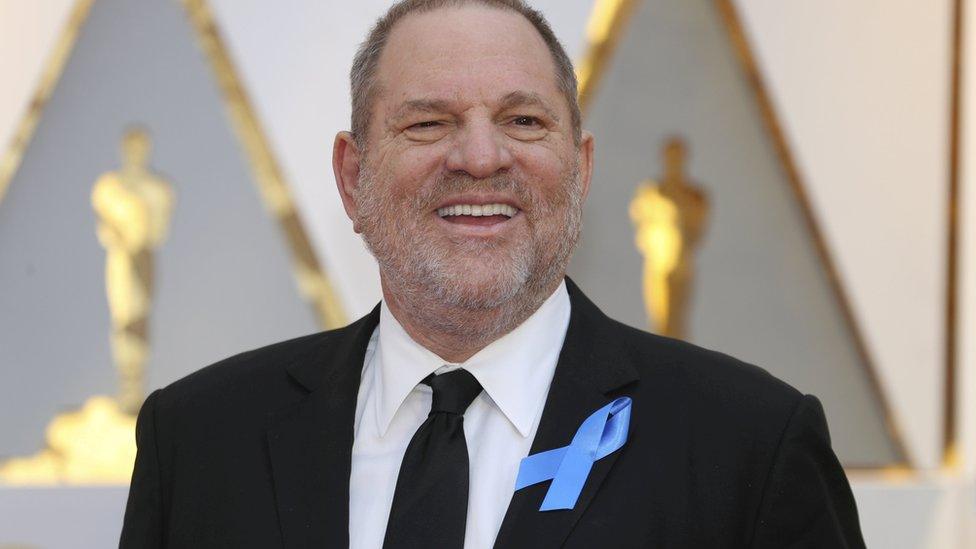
[380,275,563,363]
[661,173,682,187]
[121,164,144,177]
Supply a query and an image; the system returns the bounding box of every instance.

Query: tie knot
[423,369,483,415]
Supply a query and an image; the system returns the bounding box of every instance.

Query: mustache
[414,172,534,211]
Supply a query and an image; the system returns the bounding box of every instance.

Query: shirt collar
[373,280,571,438]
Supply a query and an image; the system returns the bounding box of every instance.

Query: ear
[577,130,595,202]
[332,131,364,232]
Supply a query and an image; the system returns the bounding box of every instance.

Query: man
[120,0,865,547]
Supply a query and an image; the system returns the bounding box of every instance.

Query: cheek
[513,144,574,193]
[521,165,576,213]
[382,146,447,198]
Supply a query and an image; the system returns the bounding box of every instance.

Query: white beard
[354,161,583,339]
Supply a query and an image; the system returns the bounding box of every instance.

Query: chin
[427,258,530,311]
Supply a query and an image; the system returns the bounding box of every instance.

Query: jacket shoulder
[168,331,320,391]
[609,317,804,422]
[565,279,802,417]
[151,321,365,421]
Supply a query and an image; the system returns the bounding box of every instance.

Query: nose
[445,119,513,178]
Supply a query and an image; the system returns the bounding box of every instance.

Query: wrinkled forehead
[373,6,563,117]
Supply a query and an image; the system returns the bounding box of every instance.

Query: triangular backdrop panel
[569,0,900,465]
[0,0,317,456]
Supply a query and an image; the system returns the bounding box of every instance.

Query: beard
[354,160,583,335]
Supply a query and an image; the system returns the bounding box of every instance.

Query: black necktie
[382,368,484,549]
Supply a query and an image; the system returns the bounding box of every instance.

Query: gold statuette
[92,127,174,414]
[0,128,173,485]
[0,397,137,485]
[629,138,709,339]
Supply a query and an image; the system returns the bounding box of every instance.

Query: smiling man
[119,1,865,548]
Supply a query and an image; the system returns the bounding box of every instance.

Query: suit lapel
[266,306,380,549]
[264,278,638,548]
[494,279,640,548]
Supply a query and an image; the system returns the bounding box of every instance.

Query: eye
[403,119,451,143]
[512,116,540,127]
[410,120,442,130]
[504,115,546,141]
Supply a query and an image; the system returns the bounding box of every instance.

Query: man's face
[340,5,593,312]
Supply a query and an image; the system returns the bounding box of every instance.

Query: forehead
[375,5,562,112]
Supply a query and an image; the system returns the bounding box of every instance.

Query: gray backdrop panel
[0,0,318,457]
[568,0,899,465]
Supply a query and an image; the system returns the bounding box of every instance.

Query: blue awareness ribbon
[514,396,632,511]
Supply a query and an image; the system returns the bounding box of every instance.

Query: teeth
[437,203,518,218]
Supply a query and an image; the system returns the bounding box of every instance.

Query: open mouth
[436,203,519,226]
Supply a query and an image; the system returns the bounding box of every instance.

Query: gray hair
[349,0,582,148]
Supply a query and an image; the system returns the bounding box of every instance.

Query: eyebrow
[387,91,561,126]
[497,91,561,123]
[388,98,453,126]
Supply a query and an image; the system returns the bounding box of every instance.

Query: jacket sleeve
[119,389,165,549]
[750,394,866,548]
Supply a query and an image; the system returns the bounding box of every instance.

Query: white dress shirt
[349,280,571,549]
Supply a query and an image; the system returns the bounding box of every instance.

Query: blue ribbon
[514,396,632,511]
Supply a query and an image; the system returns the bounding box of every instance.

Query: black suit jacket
[120,279,865,548]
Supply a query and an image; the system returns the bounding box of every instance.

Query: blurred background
[0,0,973,546]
